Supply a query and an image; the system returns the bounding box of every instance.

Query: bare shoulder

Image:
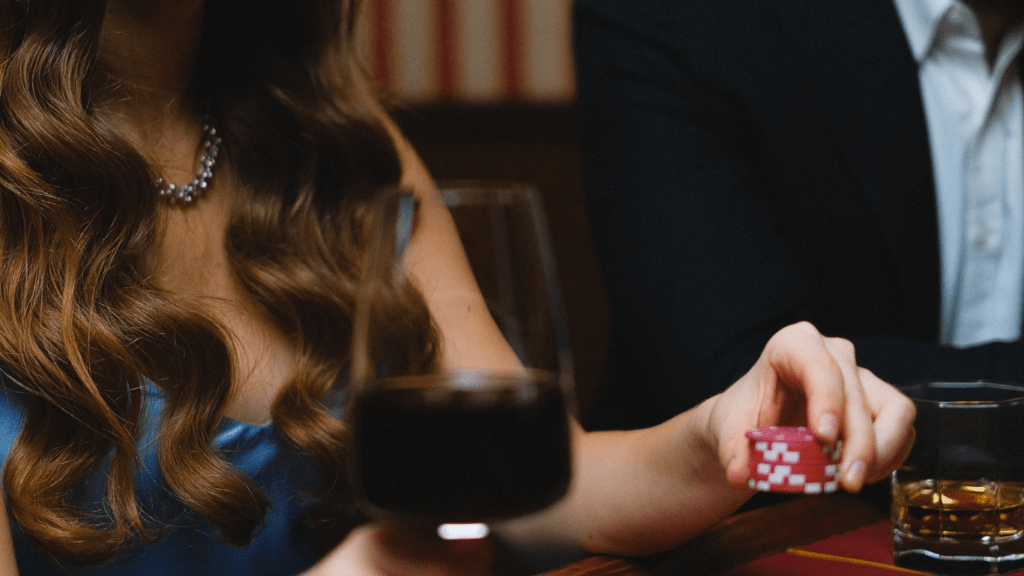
[374,109,440,201]
[374,110,520,370]
[373,109,466,295]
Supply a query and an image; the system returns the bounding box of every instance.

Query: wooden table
[534,492,889,576]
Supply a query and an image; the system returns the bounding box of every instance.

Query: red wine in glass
[348,182,576,539]
[351,372,572,525]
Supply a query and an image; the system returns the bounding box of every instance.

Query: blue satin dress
[0,194,411,574]
[0,376,338,575]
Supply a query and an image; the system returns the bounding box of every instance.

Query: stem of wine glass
[437,523,491,540]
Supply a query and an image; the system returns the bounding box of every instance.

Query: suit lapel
[768,0,942,337]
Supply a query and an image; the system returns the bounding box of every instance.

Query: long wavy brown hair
[0,0,437,564]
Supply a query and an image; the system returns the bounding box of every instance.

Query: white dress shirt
[894,0,1024,347]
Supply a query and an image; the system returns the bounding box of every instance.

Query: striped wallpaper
[363,0,576,102]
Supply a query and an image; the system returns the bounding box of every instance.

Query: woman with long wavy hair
[0,0,916,574]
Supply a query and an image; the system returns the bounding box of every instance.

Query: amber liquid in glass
[895,479,1024,540]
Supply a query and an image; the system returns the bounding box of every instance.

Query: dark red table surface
[531,492,894,576]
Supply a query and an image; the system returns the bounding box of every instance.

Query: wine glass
[347,181,575,540]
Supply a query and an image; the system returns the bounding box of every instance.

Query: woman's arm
[381,123,916,557]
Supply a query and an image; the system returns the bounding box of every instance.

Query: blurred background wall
[363,0,574,102]
[362,0,607,417]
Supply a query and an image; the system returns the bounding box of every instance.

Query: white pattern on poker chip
[746,426,817,443]
[755,463,838,476]
[751,443,842,464]
[748,478,840,494]
[803,481,840,494]
[770,467,801,485]
[751,440,842,454]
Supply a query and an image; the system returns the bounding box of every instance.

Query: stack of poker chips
[746,426,842,494]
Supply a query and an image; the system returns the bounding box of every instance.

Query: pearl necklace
[154,124,221,204]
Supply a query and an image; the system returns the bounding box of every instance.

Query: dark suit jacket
[575,0,1024,430]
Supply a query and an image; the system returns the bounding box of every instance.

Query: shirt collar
[893,0,958,62]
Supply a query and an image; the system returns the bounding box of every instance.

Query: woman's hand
[707,321,917,493]
[304,523,493,576]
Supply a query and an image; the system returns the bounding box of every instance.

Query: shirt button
[973,224,991,249]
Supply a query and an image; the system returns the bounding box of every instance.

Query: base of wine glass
[437,523,491,540]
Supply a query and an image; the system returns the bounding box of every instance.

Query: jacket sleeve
[573,0,1024,430]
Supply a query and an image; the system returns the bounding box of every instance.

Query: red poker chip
[750,469,837,484]
[746,426,840,448]
[748,477,839,494]
[746,426,818,444]
[748,427,842,463]
[750,461,839,478]
[750,465,837,484]
[750,440,842,463]
[751,449,841,465]
[749,475,835,487]
[747,429,842,496]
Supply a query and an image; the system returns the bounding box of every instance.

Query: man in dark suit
[575,0,1024,430]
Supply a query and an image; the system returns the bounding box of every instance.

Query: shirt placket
[956,28,1017,342]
